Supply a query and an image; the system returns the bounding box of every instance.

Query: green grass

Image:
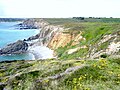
[58,48,88,60]
[44,18,120,25]
[55,21,120,60]
[64,59,120,90]
[0,58,120,90]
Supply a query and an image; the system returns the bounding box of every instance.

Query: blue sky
[0,0,120,18]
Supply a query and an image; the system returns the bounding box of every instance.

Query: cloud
[0,0,120,18]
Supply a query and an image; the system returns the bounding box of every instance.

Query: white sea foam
[28,46,54,60]
[28,53,36,60]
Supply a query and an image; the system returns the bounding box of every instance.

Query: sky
[0,0,120,18]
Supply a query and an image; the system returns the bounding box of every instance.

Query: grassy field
[55,21,120,60]
[0,58,120,90]
[44,18,120,25]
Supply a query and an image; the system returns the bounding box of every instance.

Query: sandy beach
[28,46,54,60]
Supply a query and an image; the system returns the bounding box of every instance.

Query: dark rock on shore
[24,33,40,41]
[0,40,28,55]
[16,23,38,29]
[16,18,49,30]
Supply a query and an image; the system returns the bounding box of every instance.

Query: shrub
[100,54,107,58]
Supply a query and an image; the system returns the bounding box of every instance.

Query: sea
[0,22,39,61]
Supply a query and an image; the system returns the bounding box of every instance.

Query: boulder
[0,40,28,55]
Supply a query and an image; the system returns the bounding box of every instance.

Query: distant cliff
[0,18,24,22]
[17,18,49,29]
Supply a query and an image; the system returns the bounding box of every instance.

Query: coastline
[0,22,41,61]
[0,19,56,61]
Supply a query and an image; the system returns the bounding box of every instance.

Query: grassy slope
[0,58,120,90]
[46,18,120,60]
[0,18,120,90]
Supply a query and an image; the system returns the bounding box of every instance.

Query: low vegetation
[0,58,120,90]
[55,21,120,60]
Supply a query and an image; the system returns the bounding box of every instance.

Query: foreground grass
[0,58,120,90]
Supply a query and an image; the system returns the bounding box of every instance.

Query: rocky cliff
[17,18,49,29]
[22,19,85,50]
[38,25,64,46]
[88,30,120,59]
[0,40,28,55]
[48,31,85,49]
[19,18,120,59]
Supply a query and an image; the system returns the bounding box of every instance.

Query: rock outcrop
[24,33,40,41]
[67,46,87,55]
[38,25,64,46]
[21,19,85,50]
[47,32,72,49]
[88,31,120,59]
[48,31,85,50]
[0,40,28,55]
[17,19,49,29]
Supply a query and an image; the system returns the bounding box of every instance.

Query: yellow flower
[108,71,113,74]
[98,66,102,69]
[44,79,49,83]
[117,74,120,77]
[73,78,77,84]
[73,86,77,90]
[85,88,91,90]
[79,77,82,81]
[82,76,86,79]
[90,75,93,79]
[93,64,96,67]
[116,81,120,84]
[99,76,103,79]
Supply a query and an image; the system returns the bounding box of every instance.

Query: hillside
[36,18,120,60]
[53,21,120,60]
[0,18,120,90]
[0,58,120,90]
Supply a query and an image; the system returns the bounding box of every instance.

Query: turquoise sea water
[0,22,39,61]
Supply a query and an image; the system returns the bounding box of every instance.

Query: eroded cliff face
[22,19,85,50]
[38,25,64,46]
[37,23,85,50]
[47,31,85,50]
[22,19,65,47]
[88,31,120,59]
